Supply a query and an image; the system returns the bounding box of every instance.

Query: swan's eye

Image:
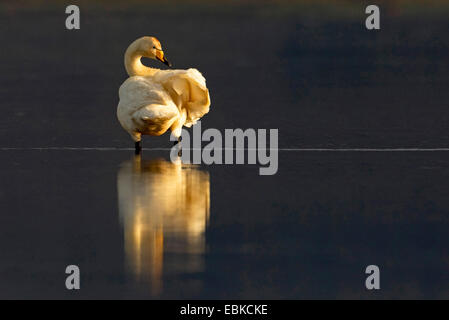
[153,46,156,49]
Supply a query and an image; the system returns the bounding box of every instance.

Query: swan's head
[136,36,172,67]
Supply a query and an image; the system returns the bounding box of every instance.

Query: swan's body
[117,37,210,150]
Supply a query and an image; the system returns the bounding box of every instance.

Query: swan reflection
[117,156,210,295]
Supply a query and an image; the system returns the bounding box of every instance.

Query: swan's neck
[124,46,158,77]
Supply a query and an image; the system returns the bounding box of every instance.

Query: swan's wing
[133,103,179,136]
[118,76,178,136]
[156,69,211,127]
[136,104,179,122]
[118,76,168,113]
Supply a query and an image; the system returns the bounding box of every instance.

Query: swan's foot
[135,141,142,155]
[172,136,182,157]
[173,136,182,146]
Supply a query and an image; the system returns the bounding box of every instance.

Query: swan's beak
[156,50,172,67]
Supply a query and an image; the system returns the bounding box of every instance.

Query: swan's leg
[176,136,182,157]
[130,132,142,154]
[172,136,182,156]
[170,109,186,152]
[135,141,142,155]
[173,136,182,145]
[170,110,186,158]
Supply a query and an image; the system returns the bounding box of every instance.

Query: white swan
[117,36,211,153]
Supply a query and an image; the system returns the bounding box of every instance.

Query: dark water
[1,150,448,299]
[0,2,448,299]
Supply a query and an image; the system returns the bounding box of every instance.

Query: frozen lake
[0,149,448,299]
